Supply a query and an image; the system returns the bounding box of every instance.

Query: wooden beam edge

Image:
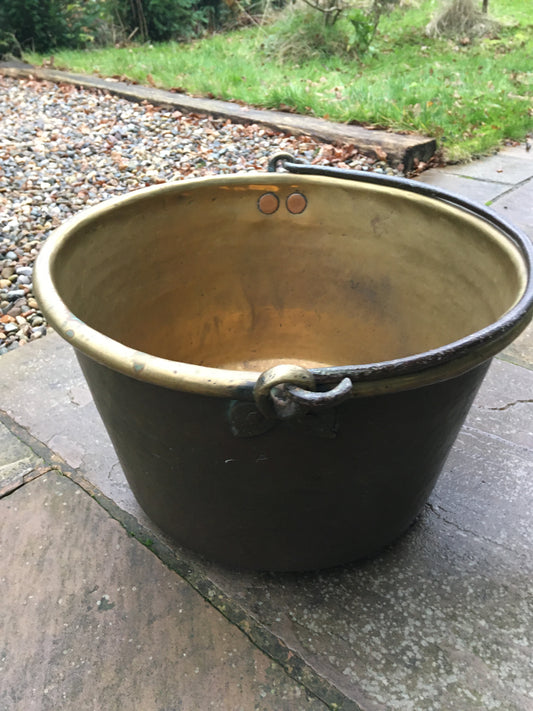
[1,64,437,171]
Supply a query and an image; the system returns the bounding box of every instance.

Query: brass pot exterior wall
[77,351,490,571]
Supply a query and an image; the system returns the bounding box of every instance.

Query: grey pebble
[6,290,26,301]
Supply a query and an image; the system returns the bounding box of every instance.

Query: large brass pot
[34,165,533,570]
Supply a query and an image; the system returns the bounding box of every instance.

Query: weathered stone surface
[0,420,43,495]
[466,356,533,449]
[499,144,533,162]
[492,180,533,239]
[0,473,328,711]
[415,170,512,204]
[441,153,533,184]
[0,331,136,513]
[500,320,533,370]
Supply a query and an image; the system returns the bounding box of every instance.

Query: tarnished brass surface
[34,173,529,398]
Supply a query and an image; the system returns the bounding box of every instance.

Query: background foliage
[0,0,104,53]
[0,0,502,54]
[0,0,266,53]
[3,0,531,162]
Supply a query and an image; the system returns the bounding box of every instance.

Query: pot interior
[51,174,527,370]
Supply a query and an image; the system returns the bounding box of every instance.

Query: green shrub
[111,0,199,43]
[345,7,376,55]
[0,0,107,53]
[261,6,358,62]
[0,0,235,52]
[262,0,402,62]
[0,30,22,59]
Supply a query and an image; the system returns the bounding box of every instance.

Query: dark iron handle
[254,364,352,420]
[286,377,353,408]
[268,153,533,263]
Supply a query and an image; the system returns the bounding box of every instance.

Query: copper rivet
[286,192,307,214]
[258,192,279,215]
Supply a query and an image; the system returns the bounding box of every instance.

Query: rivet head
[286,192,307,214]
[258,192,279,215]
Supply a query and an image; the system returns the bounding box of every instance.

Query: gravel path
[0,75,397,354]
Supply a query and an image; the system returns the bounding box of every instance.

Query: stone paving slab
[437,151,533,184]
[0,332,137,514]
[415,170,513,204]
[1,332,532,710]
[0,422,47,498]
[464,356,533,450]
[500,144,533,161]
[0,472,329,711]
[0,420,44,496]
[416,147,533,237]
[491,180,533,239]
[208,438,533,710]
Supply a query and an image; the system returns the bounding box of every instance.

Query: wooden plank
[0,63,437,171]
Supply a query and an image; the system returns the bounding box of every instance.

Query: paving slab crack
[490,174,533,202]
[0,409,68,469]
[424,502,524,558]
[480,398,533,412]
[0,464,56,498]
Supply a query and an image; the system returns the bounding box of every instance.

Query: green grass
[26,0,533,162]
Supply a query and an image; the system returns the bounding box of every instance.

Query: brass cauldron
[34,161,533,570]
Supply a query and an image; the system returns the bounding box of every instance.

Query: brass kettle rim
[33,172,533,400]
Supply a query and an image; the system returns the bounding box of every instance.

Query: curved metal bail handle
[267,153,305,173]
[253,365,352,420]
[268,153,533,252]
[286,377,353,409]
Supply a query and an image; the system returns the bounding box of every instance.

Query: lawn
[26,0,533,162]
